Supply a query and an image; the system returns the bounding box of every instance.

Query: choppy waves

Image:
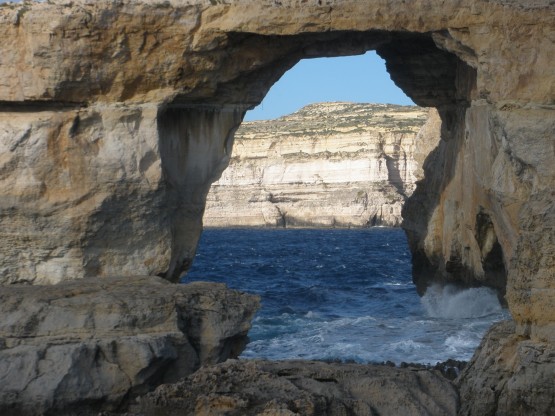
[186,228,510,364]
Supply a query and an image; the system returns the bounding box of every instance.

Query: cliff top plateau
[238,102,427,137]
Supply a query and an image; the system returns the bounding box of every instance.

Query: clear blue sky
[245,51,414,121]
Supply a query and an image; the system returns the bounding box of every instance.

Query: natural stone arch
[155,30,507,300]
[155,30,465,282]
[0,0,553,347]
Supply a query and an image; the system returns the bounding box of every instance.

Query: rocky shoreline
[0,275,467,416]
[0,277,547,416]
[0,273,535,416]
[134,359,460,416]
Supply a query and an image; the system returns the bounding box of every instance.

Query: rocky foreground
[0,276,462,416]
[0,277,259,415]
[136,359,459,416]
[128,320,555,416]
[1,280,553,416]
[203,103,438,228]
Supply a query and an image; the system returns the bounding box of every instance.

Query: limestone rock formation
[457,320,555,416]
[0,1,554,413]
[0,276,259,415]
[137,359,459,416]
[204,102,435,228]
[0,1,553,331]
[0,103,242,285]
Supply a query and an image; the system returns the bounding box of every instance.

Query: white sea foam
[390,339,424,353]
[305,311,317,318]
[421,284,503,319]
[445,334,476,351]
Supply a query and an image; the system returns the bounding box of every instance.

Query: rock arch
[0,0,553,350]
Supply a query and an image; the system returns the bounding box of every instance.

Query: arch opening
[159,29,508,306]
[175,31,510,364]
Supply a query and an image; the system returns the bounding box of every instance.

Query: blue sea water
[184,228,510,364]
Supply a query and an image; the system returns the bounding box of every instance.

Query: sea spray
[421,284,503,319]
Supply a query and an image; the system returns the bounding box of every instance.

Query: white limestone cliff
[204,102,436,228]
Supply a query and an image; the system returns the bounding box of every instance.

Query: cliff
[203,102,435,228]
[0,0,554,414]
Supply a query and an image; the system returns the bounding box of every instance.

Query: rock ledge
[0,276,259,416]
[137,359,459,416]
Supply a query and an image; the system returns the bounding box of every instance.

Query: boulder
[0,276,259,415]
[457,320,555,416]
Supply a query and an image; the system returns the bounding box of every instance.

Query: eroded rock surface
[137,359,459,416]
[0,276,259,415]
[0,104,241,284]
[204,103,436,228]
[0,2,554,414]
[457,320,555,416]
[0,1,552,341]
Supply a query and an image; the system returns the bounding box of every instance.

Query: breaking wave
[187,228,511,364]
[421,284,503,319]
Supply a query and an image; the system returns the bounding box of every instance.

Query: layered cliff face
[0,2,554,412]
[204,103,434,228]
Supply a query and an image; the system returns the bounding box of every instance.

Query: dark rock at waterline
[135,359,459,416]
[397,359,467,381]
[324,358,467,381]
[433,359,467,380]
[0,276,259,416]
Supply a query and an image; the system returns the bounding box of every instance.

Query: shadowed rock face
[0,2,554,413]
[137,359,460,416]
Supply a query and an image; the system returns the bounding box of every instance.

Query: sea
[184,228,510,365]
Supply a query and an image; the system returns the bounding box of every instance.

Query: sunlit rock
[0,1,553,413]
[204,103,437,228]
